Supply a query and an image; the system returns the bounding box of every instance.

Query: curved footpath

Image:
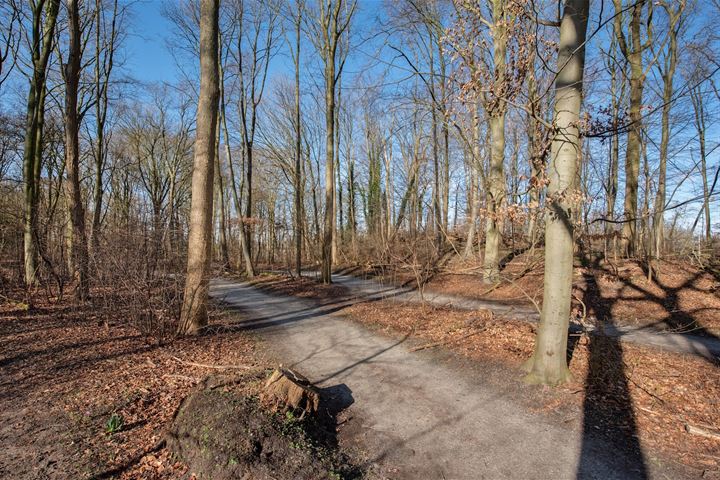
[305,272,720,362]
[210,278,692,480]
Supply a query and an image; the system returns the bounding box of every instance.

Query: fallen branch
[685,424,720,441]
[410,327,487,352]
[162,374,198,382]
[169,355,253,370]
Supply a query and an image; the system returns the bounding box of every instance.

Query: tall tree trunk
[23,0,59,289]
[64,0,89,301]
[429,50,442,248]
[616,0,648,257]
[90,0,118,256]
[604,38,622,257]
[525,50,541,246]
[294,1,303,276]
[332,80,342,263]
[483,0,507,284]
[688,85,711,243]
[651,5,681,258]
[322,55,336,283]
[464,108,481,258]
[525,0,589,386]
[179,0,219,335]
[215,118,229,270]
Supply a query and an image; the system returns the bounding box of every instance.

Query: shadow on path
[578,268,647,479]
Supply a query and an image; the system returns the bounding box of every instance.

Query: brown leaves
[0,290,261,479]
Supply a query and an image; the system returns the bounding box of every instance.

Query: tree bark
[179,0,219,336]
[90,0,118,256]
[23,0,59,289]
[294,1,303,276]
[615,0,649,257]
[318,1,355,283]
[464,107,481,258]
[525,0,589,386]
[64,0,90,301]
[483,0,507,284]
[692,87,711,243]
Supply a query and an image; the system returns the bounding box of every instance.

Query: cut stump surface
[260,368,320,416]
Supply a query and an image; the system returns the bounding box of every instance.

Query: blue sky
[124,0,178,84]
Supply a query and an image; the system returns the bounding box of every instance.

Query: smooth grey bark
[316,0,356,284]
[483,0,507,284]
[215,116,229,270]
[464,107,481,258]
[179,0,219,335]
[525,0,589,386]
[525,53,541,246]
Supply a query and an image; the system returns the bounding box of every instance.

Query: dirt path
[210,278,689,480]
[312,272,720,362]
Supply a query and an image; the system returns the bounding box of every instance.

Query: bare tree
[179,0,220,335]
[231,0,279,277]
[525,0,589,386]
[0,0,21,90]
[63,0,90,300]
[307,0,356,284]
[651,0,685,259]
[614,0,654,256]
[22,0,60,288]
[689,83,711,243]
[291,0,304,276]
[90,0,122,254]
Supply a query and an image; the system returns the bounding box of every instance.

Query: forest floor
[243,271,720,478]
[2,262,719,479]
[337,254,720,336]
[0,289,266,479]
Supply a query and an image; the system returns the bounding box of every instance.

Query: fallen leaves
[0,289,263,479]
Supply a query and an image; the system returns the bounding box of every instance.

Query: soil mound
[167,381,357,479]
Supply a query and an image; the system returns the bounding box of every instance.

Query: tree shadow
[581,255,720,366]
[577,265,648,479]
[308,383,355,451]
[498,244,533,271]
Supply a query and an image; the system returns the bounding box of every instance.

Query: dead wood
[686,424,720,441]
[260,367,320,417]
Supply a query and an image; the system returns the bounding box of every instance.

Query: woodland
[0,0,719,479]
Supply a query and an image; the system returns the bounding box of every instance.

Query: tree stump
[260,368,320,417]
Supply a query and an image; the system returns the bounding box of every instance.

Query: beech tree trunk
[525,0,589,386]
[64,0,89,301]
[464,108,481,258]
[179,0,219,335]
[318,0,355,283]
[483,0,507,284]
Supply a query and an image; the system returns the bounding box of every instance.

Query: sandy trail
[211,278,684,480]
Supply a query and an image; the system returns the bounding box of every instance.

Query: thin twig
[409,327,488,352]
[169,355,253,370]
